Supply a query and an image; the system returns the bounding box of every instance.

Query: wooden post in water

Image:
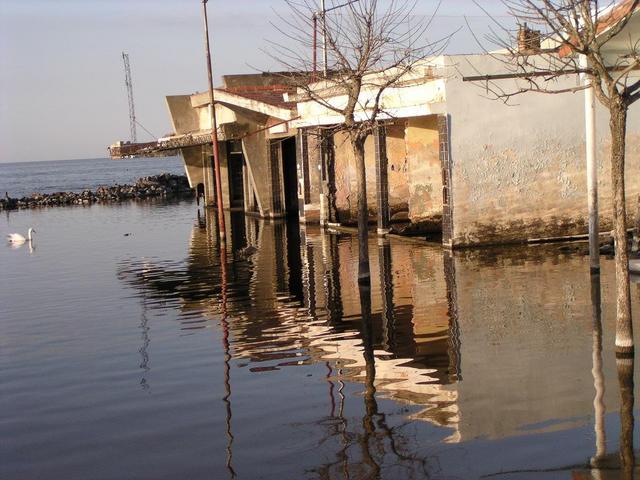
[202,0,226,243]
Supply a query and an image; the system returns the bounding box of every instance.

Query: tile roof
[219,84,298,110]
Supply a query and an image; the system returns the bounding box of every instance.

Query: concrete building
[162,53,640,248]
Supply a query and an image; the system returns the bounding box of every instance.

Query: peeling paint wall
[306,132,322,204]
[406,116,442,222]
[386,124,410,218]
[181,144,231,208]
[445,54,640,247]
[331,120,443,226]
[242,128,273,217]
[333,131,376,222]
[181,146,206,190]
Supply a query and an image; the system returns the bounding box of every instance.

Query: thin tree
[468,0,639,356]
[269,0,449,284]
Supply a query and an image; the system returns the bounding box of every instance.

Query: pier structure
[165,74,300,219]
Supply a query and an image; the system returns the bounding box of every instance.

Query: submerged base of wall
[448,216,621,250]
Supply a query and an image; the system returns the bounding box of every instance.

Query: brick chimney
[518,23,541,54]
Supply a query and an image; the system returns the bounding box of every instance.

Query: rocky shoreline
[1,173,194,210]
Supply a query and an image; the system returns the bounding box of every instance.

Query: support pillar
[320,130,337,226]
[296,129,310,223]
[203,148,216,208]
[374,124,390,235]
[439,115,454,248]
[269,140,285,218]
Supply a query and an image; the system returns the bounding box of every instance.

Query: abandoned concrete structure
[162,54,640,248]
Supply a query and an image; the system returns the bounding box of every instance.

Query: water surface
[0,156,183,198]
[1,200,639,479]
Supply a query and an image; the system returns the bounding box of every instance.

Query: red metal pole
[202,0,226,242]
[312,14,318,81]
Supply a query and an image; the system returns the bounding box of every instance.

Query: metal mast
[122,52,137,143]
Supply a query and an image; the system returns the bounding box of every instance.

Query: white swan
[7,228,35,244]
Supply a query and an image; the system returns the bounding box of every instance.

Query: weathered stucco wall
[445,54,640,247]
[406,116,442,223]
[332,122,438,225]
[386,124,410,217]
[333,131,376,223]
[181,146,205,188]
[306,131,323,204]
[242,128,274,217]
[166,96,200,135]
[299,130,323,223]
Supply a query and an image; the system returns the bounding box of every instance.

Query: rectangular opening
[227,140,245,209]
[281,136,299,217]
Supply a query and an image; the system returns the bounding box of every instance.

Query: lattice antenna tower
[122,52,137,143]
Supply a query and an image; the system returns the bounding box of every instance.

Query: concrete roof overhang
[291,59,447,128]
[191,90,295,121]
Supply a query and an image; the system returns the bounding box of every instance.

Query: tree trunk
[353,136,371,284]
[610,101,634,356]
[633,193,640,253]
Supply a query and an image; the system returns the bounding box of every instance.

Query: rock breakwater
[1,173,193,210]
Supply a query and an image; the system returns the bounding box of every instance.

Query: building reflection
[118,210,638,477]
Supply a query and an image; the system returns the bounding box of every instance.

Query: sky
[0,0,509,163]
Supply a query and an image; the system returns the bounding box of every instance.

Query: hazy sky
[0,0,508,163]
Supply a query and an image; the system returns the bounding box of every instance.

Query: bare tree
[269,0,449,284]
[468,0,639,356]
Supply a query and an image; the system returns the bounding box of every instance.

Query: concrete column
[218,141,230,209]
[242,159,251,213]
[320,130,337,226]
[269,140,285,218]
[374,124,390,235]
[203,147,216,207]
[296,129,309,222]
[438,115,454,248]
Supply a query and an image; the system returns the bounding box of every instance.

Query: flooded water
[1,200,639,479]
[0,156,184,198]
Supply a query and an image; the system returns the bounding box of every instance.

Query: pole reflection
[591,273,606,468]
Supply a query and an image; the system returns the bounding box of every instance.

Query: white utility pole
[580,53,600,273]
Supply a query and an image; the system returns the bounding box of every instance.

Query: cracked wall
[332,120,442,227]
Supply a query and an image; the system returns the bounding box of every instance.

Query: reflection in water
[591,274,606,467]
[138,302,151,392]
[618,355,635,479]
[117,211,639,478]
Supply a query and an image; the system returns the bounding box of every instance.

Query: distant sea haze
[0,157,185,199]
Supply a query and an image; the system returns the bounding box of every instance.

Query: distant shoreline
[1,173,193,211]
[0,155,181,166]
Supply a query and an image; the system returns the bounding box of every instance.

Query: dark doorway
[227,140,245,210]
[281,136,299,217]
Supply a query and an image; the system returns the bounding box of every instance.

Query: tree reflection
[617,354,635,480]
